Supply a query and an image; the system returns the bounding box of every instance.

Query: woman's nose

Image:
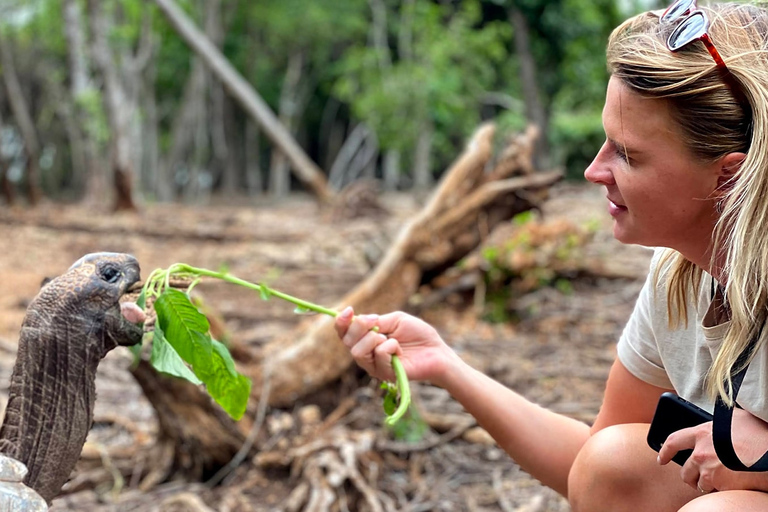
[584,142,615,186]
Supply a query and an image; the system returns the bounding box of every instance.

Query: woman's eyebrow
[607,136,641,155]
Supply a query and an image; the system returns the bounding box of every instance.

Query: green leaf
[192,347,252,420]
[259,284,272,301]
[383,390,397,416]
[150,324,203,385]
[136,288,146,310]
[293,305,313,315]
[211,339,238,377]
[154,289,213,368]
[152,289,251,420]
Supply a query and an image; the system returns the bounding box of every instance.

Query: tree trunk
[269,51,306,198]
[203,0,237,196]
[184,92,211,203]
[87,0,134,210]
[328,123,371,190]
[0,33,42,206]
[87,0,151,211]
[163,58,208,201]
[142,53,160,199]
[383,149,401,191]
[0,159,13,206]
[244,118,263,196]
[62,0,106,207]
[0,111,14,205]
[412,117,434,190]
[152,0,334,203]
[510,5,549,170]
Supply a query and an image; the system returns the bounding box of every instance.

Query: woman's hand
[658,408,768,493]
[334,307,460,386]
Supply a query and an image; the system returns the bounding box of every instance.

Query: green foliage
[550,109,605,179]
[151,323,203,385]
[76,89,110,145]
[387,404,429,443]
[479,211,594,322]
[2,0,646,201]
[381,382,398,415]
[334,0,511,167]
[153,289,251,420]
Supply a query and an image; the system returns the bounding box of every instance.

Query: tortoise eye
[101,266,121,284]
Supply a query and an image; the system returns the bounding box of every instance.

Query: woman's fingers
[350,331,386,363]
[339,312,379,349]
[658,427,696,465]
[374,338,401,369]
[334,306,355,338]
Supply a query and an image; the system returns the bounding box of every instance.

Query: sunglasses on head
[661,0,727,69]
[660,0,748,107]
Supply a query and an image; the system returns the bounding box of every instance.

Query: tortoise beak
[120,257,142,295]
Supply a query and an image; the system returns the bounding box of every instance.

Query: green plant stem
[160,264,339,317]
[385,355,410,426]
[142,263,411,425]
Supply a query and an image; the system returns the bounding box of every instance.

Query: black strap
[712,328,768,471]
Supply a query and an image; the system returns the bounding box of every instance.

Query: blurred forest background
[0,0,662,209]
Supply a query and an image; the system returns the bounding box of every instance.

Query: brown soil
[0,183,652,511]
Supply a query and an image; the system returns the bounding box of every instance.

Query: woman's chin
[612,223,640,246]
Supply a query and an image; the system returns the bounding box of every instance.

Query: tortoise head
[38,252,145,352]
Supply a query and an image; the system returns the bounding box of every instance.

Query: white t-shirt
[617,249,768,422]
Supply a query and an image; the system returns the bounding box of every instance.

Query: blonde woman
[336,2,768,510]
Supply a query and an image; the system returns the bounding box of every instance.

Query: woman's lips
[608,199,628,216]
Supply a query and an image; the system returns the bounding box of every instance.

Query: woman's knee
[678,491,768,512]
[568,424,658,512]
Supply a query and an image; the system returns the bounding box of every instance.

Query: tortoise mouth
[120,302,146,324]
[114,304,145,347]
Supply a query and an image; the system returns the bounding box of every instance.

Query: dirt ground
[0,183,653,511]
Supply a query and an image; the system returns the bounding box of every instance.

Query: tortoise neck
[0,310,102,503]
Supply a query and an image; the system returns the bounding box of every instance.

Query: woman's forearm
[439,359,590,496]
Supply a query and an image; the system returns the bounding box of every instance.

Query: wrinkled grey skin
[0,253,143,509]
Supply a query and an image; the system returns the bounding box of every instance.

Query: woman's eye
[614,146,629,163]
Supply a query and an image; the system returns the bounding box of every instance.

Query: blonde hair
[607,3,768,404]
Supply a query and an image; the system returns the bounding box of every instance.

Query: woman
[335,2,768,510]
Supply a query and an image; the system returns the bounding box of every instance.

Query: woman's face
[584,77,723,262]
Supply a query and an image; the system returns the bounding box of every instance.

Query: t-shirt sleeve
[616,251,674,389]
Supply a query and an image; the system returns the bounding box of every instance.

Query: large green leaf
[151,324,203,385]
[152,289,251,420]
[154,289,213,368]
[192,347,252,421]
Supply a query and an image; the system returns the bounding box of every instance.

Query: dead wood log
[129,360,245,484]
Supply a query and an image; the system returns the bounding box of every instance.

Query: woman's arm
[335,308,670,496]
[443,358,669,495]
[592,358,672,432]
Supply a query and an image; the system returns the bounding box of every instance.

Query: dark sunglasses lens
[668,12,707,50]
[661,0,696,23]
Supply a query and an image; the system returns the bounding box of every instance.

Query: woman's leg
[679,491,768,511]
[568,423,701,512]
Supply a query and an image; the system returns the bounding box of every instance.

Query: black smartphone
[647,392,713,466]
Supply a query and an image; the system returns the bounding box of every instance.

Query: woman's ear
[716,152,746,192]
